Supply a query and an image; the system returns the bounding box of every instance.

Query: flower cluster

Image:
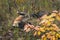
[32,11,60,40]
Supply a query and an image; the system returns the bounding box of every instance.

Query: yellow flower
[51,31,56,35]
[58,34,60,38]
[56,16,60,21]
[49,18,55,22]
[37,31,41,36]
[47,21,51,26]
[41,34,47,40]
[52,36,56,40]
[45,27,49,30]
[49,13,56,18]
[56,33,59,37]
[34,31,41,36]
[40,27,45,32]
[49,27,53,30]
[56,33,60,38]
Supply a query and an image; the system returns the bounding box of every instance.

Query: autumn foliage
[32,12,60,40]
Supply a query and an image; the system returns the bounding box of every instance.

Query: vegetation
[0,0,60,40]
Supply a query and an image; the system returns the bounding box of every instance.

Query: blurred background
[0,0,60,40]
